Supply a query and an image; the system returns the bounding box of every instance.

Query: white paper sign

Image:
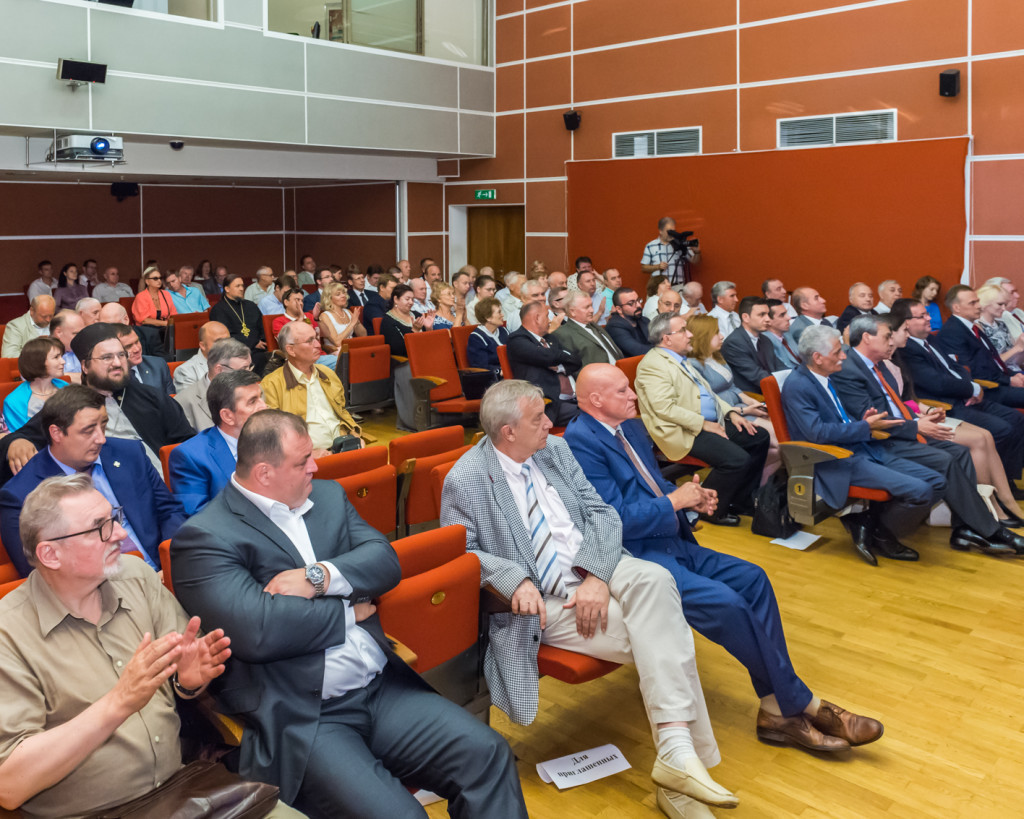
[536,744,631,790]
[771,530,820,550]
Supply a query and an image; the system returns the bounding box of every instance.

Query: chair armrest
[391,355,408,364]
[482,585,512,614]
[387,633,419,668]
[195,693,243,746]
[870,430,891,440]
[918,399,953,411]
[974,379,998,389]
[779,441,854,462]
[459,367,491,374]
[471,431,486,445]
[410,376,446,401]
[744,391,765,402]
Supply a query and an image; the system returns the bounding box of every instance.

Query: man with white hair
[553,290,623,366]
[680,281,707,320]
[244,266,275,304]
[1,295,54,358]
[172,320,231,392]
[441,380,736,814]
[174,338,251,431]
[409,277,432,315]
[75,297,101,326]
[506,278,546,332]
[835,282,878,333]
[707,282,739,337]
[874,279,902,315]
[497,271,525,324]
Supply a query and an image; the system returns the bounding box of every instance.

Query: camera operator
[641,217,701,286]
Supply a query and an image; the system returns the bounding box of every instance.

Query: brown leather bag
[84,760,279,819]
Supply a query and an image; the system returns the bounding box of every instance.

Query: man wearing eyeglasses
[606,287,652,357]
[0,385,185,577]
[113,324,173,396]
[174,338,252,432]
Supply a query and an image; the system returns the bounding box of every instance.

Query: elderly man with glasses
[174,338,252,432]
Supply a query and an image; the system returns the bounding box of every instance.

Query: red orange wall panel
[574,0,734,51]
[294,184,396,233]
[526,236,568,271]
[971,241,1024,283]
[739,64,969,151]
[972,55,1024,156]
[972,161,1024,237]
[740,0,887,24]
[566,138,968,307]
[524,5,571,60]
[525,180,566,234]
[294,235,396,270]
[525,56,571,110]
[0,182,140,237]
[740,0,967,83]
[497,64,524,112]
[1,237,142,290]
[408,236,446,269]
[571,90,737,161]
[574,32,735,103]
[972,0,1024,55]
[408,183,445,234]
[142,186,283,235]
[525,111,572,178]
[496,16,524,64]
[496,0,522,15]
[144,234,284,277]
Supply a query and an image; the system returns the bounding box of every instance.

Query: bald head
[29,295,55,328]
[98,303,129,325]
[576,363,636,426]
[198,321,230,355]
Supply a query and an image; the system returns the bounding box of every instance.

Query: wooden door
[467,206,525,280]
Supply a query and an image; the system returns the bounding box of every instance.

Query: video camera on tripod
[667,229,699,253]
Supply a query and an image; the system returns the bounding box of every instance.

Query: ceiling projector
[47,134,124,162]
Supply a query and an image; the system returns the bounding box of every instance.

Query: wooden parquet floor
[364,414,1024,817]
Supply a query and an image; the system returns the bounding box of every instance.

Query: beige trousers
[540,555,720,768]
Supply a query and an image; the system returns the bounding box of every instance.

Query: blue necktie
[826,381,851,423]
[522,463,567,598]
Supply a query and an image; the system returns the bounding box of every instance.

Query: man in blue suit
[565,363,884,755]
[168,370,267,515]
[0,385,185,576]
[781,325,941,565]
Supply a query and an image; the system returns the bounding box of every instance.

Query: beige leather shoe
[657,787,717,818]
[651,756,738,809]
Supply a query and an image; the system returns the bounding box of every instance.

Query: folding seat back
[336,464,398,537]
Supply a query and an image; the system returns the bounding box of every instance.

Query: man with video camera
[641,217,701,287]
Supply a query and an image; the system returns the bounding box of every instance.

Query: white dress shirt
[230,476,387,698]
[493,447,582,593]
[907,335,981,397]
[709,305,740,338]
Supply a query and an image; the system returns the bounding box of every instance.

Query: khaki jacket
[261,363,359,437]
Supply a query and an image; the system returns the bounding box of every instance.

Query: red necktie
[873,364,926,444]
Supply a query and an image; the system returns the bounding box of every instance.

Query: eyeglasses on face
[88,351,129,364]
[49,506,125,543]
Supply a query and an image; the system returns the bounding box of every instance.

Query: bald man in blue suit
[565,363,884,755]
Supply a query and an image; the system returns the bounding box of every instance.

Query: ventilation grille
[778,110,896,148]
[613,127,700,158]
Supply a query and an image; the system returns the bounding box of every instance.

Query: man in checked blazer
[440,379,740,813]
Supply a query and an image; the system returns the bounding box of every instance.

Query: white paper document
[770,530,820,550]
[536,744,631,789]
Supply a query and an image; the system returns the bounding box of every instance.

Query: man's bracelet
[172,673,202,698]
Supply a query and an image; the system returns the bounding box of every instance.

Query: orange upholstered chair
[159,443,178,489]
[390,427,471,536]
[0,534,21,585]
[496,345,514,380]
[337,336,392,412]
[168,310,209,360]
[0,577,26,599]
[314,445,388,480]
[263,314,278,352]
[450,325,475,370]
[0,381,22,406]
[159,539,173,594]
[428,460,621,685]
[405,329,482,427]
[0,358,19,382]
[336,464,398,537]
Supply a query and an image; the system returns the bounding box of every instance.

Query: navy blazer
[167,425,236,515]
[0,438,185,576]
[505,327,582,406]
[302,289,323,313]
[564,413,698,555]
[605,314,651,358]
[779,365,878,508]
[134,355,173,396]
[467,325,509,370]
[835,305,877,333]
[349,289,388,332]
[897,338,975,402]
[720,328,781,392]
[831,350,919,441]
[936,315,1010,385]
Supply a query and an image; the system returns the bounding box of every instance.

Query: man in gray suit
[172,410,526,819]
[720,296,783,392]
[174,337,251,431]
[440,380,738,813]
[786,287,833,346]
[553,290,624,366]
[765,299,801,368]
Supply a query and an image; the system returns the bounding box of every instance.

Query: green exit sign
[474,189,497,200]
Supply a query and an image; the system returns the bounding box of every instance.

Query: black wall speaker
[939,69,960,97]
[111,182,139,202]
[563,110,581,131]
[57,58,107,84]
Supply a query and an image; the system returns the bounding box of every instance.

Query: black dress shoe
[996,499,1024,528]
[871,532,919,561]
[700,512,740,527]
[950,526,1015,556]
[840,512,877,566]
[990,526,1024,555]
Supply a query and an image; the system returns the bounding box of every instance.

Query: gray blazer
[553,319,623,366]
[173,377,212,431]
[691,358,744,406]
[440,435,626,725]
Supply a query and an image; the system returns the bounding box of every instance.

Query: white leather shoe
[651,756,738,809]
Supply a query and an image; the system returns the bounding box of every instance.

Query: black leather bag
[751,469,801,539]
[84,760,279,819]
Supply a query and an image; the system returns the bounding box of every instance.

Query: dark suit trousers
[989,384,1024,408]
[687,417,770,513]
[293,665,526,819]
[880,439,997,537]
[635,540,812,716]
[949,398,1024,482]
[836,453,934,539]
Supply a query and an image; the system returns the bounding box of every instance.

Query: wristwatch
[305,563,327,597]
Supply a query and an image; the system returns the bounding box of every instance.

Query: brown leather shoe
[756,709,850,752]
[810,700,884,746]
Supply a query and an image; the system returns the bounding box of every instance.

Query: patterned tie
[826,380,852,423]
[615,429,663,497]
[521,463,567,598]
[973,325,1011,374]
[872,364,926,443]
[781,336,802,364]
[587,324,619,360]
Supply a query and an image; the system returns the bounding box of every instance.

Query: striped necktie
[522,463,567,598]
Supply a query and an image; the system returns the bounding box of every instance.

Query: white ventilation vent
[613,127,701,158]
[778,110,896,148]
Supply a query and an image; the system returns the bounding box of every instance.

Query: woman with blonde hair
[976,283,1024,371]
[688,314,780,482]
[318,281,366,354]
[430,281,466,330]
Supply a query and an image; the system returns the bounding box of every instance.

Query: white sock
[657,725,695,767]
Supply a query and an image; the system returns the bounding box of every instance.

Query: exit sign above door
[473,189,497,200]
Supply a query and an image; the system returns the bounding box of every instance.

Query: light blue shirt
[48,448,156,569]
[62,350,81,374]
[168,285,210,314]
[662,348,718,421]
[258,294,285,315]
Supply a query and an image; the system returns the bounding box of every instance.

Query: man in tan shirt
[0,474,300,818]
